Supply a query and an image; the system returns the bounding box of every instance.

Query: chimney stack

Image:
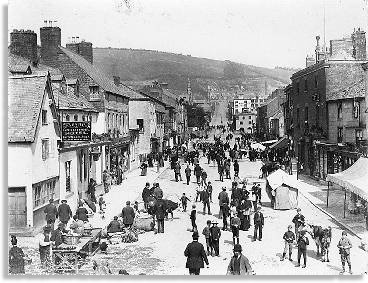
[9,29,38,64]
[352,27,366,60]
[40,22,61,65]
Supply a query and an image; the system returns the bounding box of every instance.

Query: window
[337,102,343,119]
[42,139,49,160]
[304,79,308,92]
[89,86,100,100]
[65,114,70,121]
[74,114,78,121]
[249,116,251,119]
[42,110,47,125]
[314,76,318,88]
[240,121,243,125]
[65,161,71,192]
[137,119,144,131]
[32,179,56,208]
[337,127,343,143]
[79,152,84,182]
[353,101,360,119]
[249,120,252,125]
[107,113,110,130]
[82,115,86,121]
[84,152,88,181]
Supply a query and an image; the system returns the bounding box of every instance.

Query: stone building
[289,29,367,178]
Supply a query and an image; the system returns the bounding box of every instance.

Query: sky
[7,0,368,69]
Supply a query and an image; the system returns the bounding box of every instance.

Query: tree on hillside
[223,60,244,79]
[187,105,208,129]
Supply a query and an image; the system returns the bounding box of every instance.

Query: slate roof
[59,47,132,98]
[8,74,48,142]
[52,83,98,112]
[326,79,365,101]
[8,52,62,76]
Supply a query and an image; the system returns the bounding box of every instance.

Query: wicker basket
[62,234,81,245]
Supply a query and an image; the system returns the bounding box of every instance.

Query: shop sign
[62,122,91,142]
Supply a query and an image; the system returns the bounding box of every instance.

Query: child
[281,225,295,261]
[98,194,106,219]
[202,220,212,255]
[180,193,190,212]
[190,204,197,232]
[230,212,241,245]
[133,201,140,214]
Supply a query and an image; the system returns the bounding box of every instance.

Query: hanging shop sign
[62,121,91,142]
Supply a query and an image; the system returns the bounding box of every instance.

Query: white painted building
[8,73,61,229]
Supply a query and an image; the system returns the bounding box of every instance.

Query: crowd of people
[9,126,361,275]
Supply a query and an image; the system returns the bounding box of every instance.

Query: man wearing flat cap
[44,198,58,230]
[209,221,221,256]
[184,231,209,275]
[227,244,254,275]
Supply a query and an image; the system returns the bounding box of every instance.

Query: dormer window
[89,85,100,100]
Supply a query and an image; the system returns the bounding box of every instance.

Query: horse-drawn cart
[52,228,102,273]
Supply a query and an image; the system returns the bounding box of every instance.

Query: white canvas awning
[326,157,368,201]
[250,143,266,151]
[267,169,299,191]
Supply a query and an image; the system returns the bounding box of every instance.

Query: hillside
[93,48,296,98]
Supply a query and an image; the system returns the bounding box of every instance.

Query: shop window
[42,139,49,160]
[42,109,48,125]
[337,127,343,143]
[32,179,56,208]
[337,102,343,119]
[65,161,71,193]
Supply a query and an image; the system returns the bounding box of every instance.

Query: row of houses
[255,28,368,180]
[8,25,189,231]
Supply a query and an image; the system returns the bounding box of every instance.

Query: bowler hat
[233,244,242,252]
[192,231,199,239]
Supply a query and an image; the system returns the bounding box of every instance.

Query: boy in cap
[38,225,52,268]
[253,206,264,241]
[180,193,190,212]
[292,208,305,241]
[281,225,295,261]
[296,230,309,268]
[227,244,254,275]
[190,204,197,232]
[231,212,241,245]
[202,220,213,255]
[337,231,353,274]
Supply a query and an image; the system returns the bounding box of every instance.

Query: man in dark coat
[202,189,211,215]
[9,236,25,274]
[233,160,239,177]
[209,222,221,256]
[253,206,264,241]
[184,232,209,275]
[57,200,72,225]
[153,197,167,233]
[227,244,254,275]
[44,198,58,229]
[75,203,89,222]
[121,201,135,228]
[292,208,305,241]
[218,188,229,219]
[194,164,202,184]
[107,216,122,233]
[185,164,192,185]
[51,222,68,247]
[142,182,151,210]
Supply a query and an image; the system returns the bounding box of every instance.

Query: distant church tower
[187,78,193,105]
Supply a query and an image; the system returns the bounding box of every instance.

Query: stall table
[52,228,102,273]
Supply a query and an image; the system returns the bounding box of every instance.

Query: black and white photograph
[5,0,368,276]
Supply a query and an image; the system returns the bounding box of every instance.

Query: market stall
[52,228,102,273]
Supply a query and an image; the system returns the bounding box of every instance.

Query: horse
[305,224,332,262]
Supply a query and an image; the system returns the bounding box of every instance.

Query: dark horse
[305,224,332,262]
